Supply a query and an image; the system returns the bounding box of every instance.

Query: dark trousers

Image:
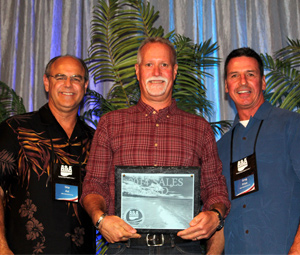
[105,234,206,255]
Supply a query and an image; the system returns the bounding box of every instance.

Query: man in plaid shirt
[81,37,230,254]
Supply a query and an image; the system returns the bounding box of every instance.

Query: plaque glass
[115,166,201,233]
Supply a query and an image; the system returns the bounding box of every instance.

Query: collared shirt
[82,99,230,216]
[0,104,95,254]
[217,102,300,254]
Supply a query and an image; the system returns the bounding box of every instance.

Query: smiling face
[225,56,266,120]
[43,56,88,116]
[135,42,178,110]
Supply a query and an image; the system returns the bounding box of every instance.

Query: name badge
[230,153,259,200]
[52,163,81,203]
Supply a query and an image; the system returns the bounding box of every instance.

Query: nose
[153,65,161,76]
[65,77,72,87]
[240,74,247,85]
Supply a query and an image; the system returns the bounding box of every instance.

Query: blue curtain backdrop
[0,0,300,123]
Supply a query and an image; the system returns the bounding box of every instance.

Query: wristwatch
[210,209,224,231]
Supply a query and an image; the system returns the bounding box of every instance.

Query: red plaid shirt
[82,99,230,215]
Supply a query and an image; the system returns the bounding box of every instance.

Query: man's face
[225,56,266,117]
[135,42,178,107]
[43,56,88,115]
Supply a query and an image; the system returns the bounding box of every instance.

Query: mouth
[146,76,168,85]
[237,90,251,94]
[60,92,75,96]
[148,79,165,84]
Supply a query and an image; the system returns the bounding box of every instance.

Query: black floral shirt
[0,104,95,254]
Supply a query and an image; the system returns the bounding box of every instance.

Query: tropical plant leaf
[83,0,230,136]
[0,81,26,122]
[261,38,300,112]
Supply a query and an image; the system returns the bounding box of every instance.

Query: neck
[48,105,78,138]
[237,101,264,121]
[141,97,172,111]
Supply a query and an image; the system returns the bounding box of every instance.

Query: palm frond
[0,81,26,122]
[261,39,300,112]
[83,0,230,137]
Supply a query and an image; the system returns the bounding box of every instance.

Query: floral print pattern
[19,193,45,254]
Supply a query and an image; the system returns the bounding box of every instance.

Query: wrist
[95,213,107,230]
[210,208,224,231]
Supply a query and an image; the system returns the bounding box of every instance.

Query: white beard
[145,76,168,96]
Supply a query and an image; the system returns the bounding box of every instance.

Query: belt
[126,233,191,247]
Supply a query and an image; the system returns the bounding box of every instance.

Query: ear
[84,80,89,94]
[43,74,50,92]
[225,80,229,93]
[173,64,178,79]
[262,76,266,91]
[135,64,140,81]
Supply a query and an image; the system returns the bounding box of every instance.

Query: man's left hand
[177,211,219,240]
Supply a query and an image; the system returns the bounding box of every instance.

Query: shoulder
[175,107,211,126]
[266,105,300,127]
[78,118,95,138]
[99,105,139,122]
[0,111,37,131]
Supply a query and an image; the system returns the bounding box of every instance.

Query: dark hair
[44,55,89,82]
[224,47,264,80]
[137,37,177,65]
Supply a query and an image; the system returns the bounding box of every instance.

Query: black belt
[126,233,192,247]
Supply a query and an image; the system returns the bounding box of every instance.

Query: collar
[38,103,84,139]
[136,99,178,116]
[232,101,273,128]
[39,103,58,126]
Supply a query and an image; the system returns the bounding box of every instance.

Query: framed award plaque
[115,166,201,233]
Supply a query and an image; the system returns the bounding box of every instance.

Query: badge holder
[230,120,263,200]
[230,153,259,200]
[51,163,81,203]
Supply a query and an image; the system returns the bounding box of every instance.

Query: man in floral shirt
[0,55,95,254]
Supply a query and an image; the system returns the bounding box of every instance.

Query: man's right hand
[0,244,13,255]
[99,215,141,243]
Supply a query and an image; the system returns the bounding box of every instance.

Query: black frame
[115,166,201,233]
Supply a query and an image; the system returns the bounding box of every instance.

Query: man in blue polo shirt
[217,47,300,254]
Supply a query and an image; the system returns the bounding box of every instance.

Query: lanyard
[46,126,84,187]
[230,120,264,163]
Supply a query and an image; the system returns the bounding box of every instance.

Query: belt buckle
[146,234,164,246]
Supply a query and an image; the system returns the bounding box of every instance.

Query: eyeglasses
[48,74,84,85]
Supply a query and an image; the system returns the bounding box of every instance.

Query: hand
[177,211,219,240]
[0,244,13,255]
[289,241,300,254]
[99,215,141,243]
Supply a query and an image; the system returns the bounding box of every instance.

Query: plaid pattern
[82,99,230,215]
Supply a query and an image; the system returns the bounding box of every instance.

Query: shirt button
[154,143,158,147]
[153,111,156,114]
[154,164,157,166]
[243,137,246,140]
[243,204,246,208]
[156,124,159,127]
[167,115,169,118]
[145,114,148,117]
[245,230,249,234]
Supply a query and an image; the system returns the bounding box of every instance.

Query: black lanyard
[230,120,264,163]
[46,126,84,187]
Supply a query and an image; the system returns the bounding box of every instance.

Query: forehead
[227,56,260,72]
[140,42,173,62]
[51,56,84,74]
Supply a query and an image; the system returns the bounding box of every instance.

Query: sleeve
[199,121,231,217]
[288,115,300,181]
[0,119,19,192]
[80,115,113,211]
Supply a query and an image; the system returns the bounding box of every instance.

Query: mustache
[146,76,168,84]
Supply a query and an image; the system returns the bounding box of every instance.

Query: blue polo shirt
[217,102,300,254]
